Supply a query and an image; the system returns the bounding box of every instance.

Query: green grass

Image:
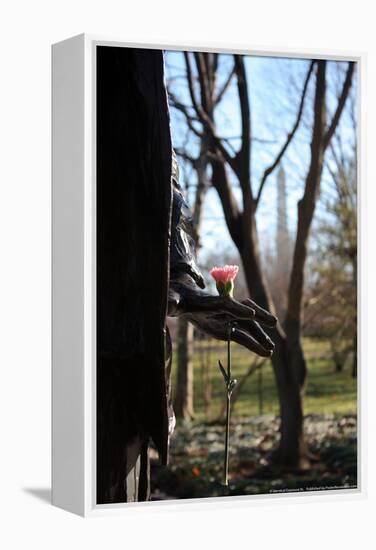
[171,337,357,420]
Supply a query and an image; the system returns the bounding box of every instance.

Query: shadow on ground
[23,488,51,504]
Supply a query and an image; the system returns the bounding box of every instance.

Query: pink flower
[210,265,239,297]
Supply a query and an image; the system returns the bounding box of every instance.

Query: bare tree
[304,113,357,376]
[169,52,354,467]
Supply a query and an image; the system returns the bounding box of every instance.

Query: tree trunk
[239,219,308,467]
[244,245,309,467]
[335,359,344,373]
[174,317,195,420]
[352,332,357,378]
[277,61,326,467]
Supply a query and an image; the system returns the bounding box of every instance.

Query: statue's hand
[168,277,277,357]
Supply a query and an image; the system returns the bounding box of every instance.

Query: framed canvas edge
[52,33,87,517]
[59,34,366,517]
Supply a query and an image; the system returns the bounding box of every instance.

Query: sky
[164,50,357,267]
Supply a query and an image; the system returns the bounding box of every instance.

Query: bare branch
[214,65,236,105]
[206,150,225,163]
[255,61,314,207]
[323,61,355,150]
[194,52,211,113]
[183,52,240,174]
[234,55,251,164]
[168,91,204,138]
[183,52,203,118]
[221,137,238,155]
[210,159,243,249]
[174,147,198,166]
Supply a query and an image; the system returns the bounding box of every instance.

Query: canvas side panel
[52,34,85,517]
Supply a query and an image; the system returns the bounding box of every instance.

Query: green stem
[223,321,232,487]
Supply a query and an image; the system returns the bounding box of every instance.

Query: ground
[150,414,357,500]
[150,337,357,500]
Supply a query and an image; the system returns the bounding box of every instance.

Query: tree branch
[234,55,251,168]
[214,65,236,105]
[183,52,240,174]
[194,52,211,113]
[174,147,199,166]
[183,51,203,117]
[168,91,204,138]
[210,159,243,249]
[255,61,314,207]
[323,61,355,150]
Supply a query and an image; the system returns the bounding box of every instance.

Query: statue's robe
[96,46,172,504]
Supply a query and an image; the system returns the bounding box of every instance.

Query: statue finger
[232,327,273,357]
[244,320,275,352]
[224,298,256,319]
[242,298,277,327]
[187,294,256,319]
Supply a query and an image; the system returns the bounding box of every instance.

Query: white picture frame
[52,33,366,517]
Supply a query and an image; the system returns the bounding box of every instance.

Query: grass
[171,337,357,420]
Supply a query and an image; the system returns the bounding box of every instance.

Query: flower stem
[223,321,232,487]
